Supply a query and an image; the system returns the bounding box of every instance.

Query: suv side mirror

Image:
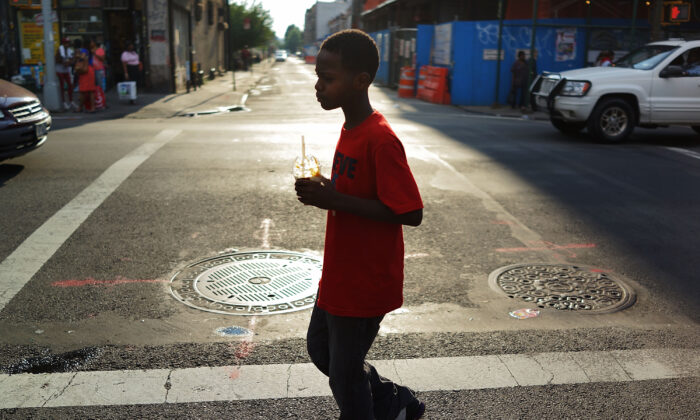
[660,65,685,78]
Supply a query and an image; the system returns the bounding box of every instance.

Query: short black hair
[320,29,379,81]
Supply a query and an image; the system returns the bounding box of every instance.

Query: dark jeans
[126,65,141,87]
[307,303,417,420]
[509,83,528,108]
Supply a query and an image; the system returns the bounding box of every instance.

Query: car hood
[0,79,39,109]
[554,67,648,81]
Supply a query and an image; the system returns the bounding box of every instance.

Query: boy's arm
[295,177,422,226]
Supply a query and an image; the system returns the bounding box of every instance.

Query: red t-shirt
[317,111,423,317]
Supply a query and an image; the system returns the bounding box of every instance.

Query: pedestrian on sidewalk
[74,48,96,113]
[56,38,75,111]
[509,51,528,110]
[241,45,251,71]
[121,42,141,85]
[90,39,107,109]
[295,29,425,420]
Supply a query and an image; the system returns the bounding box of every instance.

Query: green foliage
[284,25,303,53]
[229,1,275,51]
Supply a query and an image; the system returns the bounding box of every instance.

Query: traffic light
[664,2,691,23]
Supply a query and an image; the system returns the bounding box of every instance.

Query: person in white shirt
[121,42,141,85]
[56,38,75,110]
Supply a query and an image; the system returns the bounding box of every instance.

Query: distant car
[275,50,288,62]
[0,78,51,161]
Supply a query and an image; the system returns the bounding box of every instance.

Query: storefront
[3,1,60,88]
[4,0,146,89]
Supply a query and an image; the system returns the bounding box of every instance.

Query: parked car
[275,50,288,62]
[0,78,51,161]
[530,39,700,142]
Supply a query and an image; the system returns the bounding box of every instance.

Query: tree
[229,1,275,52]
[284,25,303,53]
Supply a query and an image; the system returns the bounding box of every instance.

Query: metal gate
[171,6,191,93]
[389,28,417,88]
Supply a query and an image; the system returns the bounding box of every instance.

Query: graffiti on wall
[475,22,554,60]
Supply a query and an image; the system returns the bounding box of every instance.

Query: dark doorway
[105,10,136,87]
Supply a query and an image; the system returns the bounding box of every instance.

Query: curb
[458,106,550,121]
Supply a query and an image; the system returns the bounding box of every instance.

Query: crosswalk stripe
[1,348,697,409]
[0,129,181,312]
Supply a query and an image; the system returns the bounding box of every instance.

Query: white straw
[301,135,306,174]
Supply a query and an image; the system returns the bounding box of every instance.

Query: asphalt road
[1,57,699,418]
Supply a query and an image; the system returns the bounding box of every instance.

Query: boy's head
[315,29,379,110]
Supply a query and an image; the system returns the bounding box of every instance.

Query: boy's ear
[353,72,372,90]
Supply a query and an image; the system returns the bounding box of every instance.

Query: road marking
[257,218,273,250]
[0,129,181,312]
[0,348,696,409]
[496,242,596,258]
[666,147,700,161]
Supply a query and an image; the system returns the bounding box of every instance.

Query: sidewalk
[45,58,275,122]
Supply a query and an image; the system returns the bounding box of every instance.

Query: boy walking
[295,30,425,420]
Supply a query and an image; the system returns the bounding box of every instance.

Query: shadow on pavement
[0,164,24,187]
[387,88,700,320]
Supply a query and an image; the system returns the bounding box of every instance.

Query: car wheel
[587,98,635,143]
[692,126,700,135]
[551,117,586,135]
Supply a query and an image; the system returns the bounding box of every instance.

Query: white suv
[531,39,700,142]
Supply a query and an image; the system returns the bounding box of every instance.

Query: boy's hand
[295,176,337,210]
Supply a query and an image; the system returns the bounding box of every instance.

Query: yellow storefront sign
[19,20,59,65]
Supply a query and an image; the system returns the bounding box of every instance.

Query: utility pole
[41,0,61,111]
[493,0,507,107]
[650,0,664,41]
[351,0,363,29]
[526,0,538,107]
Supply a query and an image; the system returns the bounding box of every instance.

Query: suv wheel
[692,126,700,135]
[551,117,586,135]
[587,98,635,143]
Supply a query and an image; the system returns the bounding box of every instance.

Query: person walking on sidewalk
[121,42,141,85]
[56,38,75,111]
[509,51,529,110]
[295,29,425,420]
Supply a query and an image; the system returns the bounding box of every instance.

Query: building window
[207,1,214,25]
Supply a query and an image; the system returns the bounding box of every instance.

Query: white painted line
[666,147,700,161]
[0,348,697,409]
[0,129,181,311]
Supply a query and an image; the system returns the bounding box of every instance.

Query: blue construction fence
[369,29,392,85]
[372,19,652,106]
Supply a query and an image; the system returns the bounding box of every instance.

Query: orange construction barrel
[397,66,416,98]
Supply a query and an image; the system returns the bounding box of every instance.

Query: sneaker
[395,399,425,420]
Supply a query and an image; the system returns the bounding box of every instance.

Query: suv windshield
[614,45,678,70]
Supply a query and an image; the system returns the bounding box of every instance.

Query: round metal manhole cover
[488,263,636,313]
[170,250,322,315]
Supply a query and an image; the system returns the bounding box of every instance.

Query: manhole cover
[170,250,321,315]
[488,263,636,313]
